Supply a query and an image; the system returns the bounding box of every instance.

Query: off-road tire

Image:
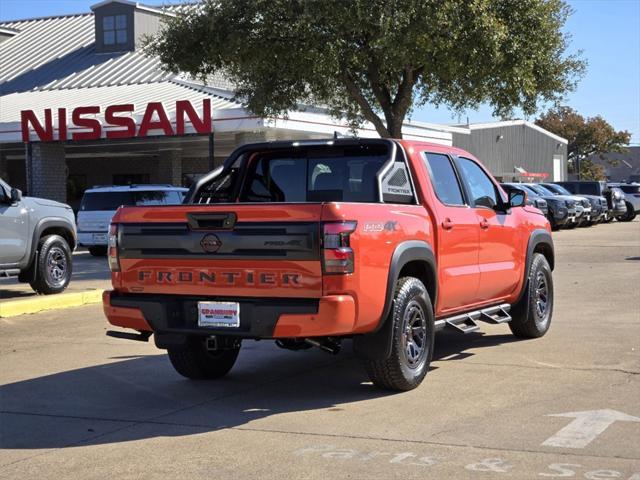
[364,277,435,391]
[616,203,637,222]
[29,234,72,295]
[88,246,108,257]
[168,337,240,380]
[509,253,553,338]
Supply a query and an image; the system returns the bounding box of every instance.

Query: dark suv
[554,181,625,222]
[511,183,576,230]
[501,183,548,215]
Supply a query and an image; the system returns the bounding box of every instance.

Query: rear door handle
[441,218,453,230]
[479,218,489,230]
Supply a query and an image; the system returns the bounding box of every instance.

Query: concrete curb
[0,289,104,318]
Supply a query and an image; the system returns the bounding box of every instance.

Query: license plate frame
[92,233,107,243]
[197,301,240,328]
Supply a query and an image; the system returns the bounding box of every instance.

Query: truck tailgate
[112,204,323,298]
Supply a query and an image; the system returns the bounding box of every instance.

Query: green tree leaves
[147,0,585,138]
[536,106,631,178]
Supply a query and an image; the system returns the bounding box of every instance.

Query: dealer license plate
[198,301,240,328]
[93,233,107,243]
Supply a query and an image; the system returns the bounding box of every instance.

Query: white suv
[77,184,187,256]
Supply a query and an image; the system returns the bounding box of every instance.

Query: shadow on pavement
[0,331,520,449]
[0,252,110,300]
[0,289,33,300]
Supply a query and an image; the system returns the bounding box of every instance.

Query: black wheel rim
[46,246,67,286]
[534,271,549,319]
[402,300,428,369]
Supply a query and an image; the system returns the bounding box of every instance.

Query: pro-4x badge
[201,234,222,253]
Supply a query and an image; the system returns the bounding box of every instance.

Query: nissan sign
[20,99,212,142]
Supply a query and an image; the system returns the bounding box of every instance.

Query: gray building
[588,146,640,182]
[452,120,568,182]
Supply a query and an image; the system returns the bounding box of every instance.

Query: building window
[103,14,127,45]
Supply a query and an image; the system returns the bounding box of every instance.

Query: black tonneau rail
[118,221,319,260]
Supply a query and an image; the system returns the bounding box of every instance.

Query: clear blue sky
[1,0,639,143]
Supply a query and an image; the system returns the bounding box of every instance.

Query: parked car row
[1,180,186,295]
[501,181,638,231]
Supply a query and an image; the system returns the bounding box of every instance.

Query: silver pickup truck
[0,178,77,294]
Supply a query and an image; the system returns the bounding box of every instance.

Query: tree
[536,106,631,179]
[147,0,585,139]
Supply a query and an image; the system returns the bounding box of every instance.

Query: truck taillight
[108,223,120,272]
[322,221,356,274]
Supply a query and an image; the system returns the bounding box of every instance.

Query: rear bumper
[103,291,357,344]
[78,232,107,246]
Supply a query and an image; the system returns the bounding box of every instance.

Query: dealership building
[0,0,568,208]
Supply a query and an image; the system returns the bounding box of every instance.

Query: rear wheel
[88,246,108,256]
[364,277,434,391]
[29,234,72,295]
[509,253,553,338]
[168,337,240,380]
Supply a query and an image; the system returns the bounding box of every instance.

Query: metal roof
[0,8,228,95]
[0,81,240,123]
[461,120,568,144]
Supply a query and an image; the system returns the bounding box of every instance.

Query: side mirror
[10,188,22,203]
[509,189,526,208]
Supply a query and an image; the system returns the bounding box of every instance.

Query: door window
[457,157,499,209]
[423,153,465,206]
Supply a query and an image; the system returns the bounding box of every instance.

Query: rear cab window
[241,149,387,203]
[194,141,416,205]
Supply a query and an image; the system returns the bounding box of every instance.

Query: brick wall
[156,150,182,185]
[29,143,67,202]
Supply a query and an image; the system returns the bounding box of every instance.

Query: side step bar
[435,304,512,334]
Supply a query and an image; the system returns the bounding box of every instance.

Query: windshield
[527,184,555,196]
[547,184,572,195]
[518,185,540,197]
[80,190,184,211]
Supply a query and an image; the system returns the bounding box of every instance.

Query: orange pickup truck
[103,139,554,391]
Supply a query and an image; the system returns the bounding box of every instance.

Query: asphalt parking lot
[0,249,109,301]
[0,220,638,479]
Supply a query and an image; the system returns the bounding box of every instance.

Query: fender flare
[24,217,76,270]
[353,240,436,361]
[515,229,554,305]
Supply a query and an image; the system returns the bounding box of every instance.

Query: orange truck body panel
[104,139,551,340]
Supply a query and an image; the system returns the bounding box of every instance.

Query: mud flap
[352,304,394,361]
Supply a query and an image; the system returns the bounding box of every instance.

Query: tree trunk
[385,116,404,139]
